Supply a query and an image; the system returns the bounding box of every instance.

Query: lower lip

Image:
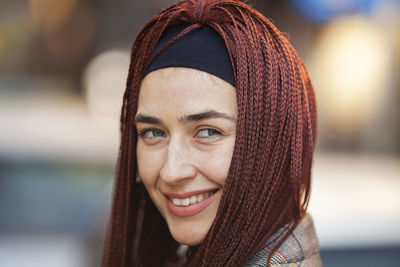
[165,191,219,217]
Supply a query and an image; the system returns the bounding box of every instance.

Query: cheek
[136,144,161,186]
[207,162,230,186]
[198,141,235,186]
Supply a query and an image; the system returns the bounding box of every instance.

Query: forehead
[137,67,237,116]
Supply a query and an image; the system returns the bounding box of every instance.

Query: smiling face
[135,67,237,246]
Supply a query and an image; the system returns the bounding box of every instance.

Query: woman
[103,0,320,266]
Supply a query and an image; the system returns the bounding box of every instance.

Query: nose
[159,137,196,184]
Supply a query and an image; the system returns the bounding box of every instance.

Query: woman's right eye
[138,129,166,139]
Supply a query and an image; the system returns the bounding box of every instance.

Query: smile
[164,189,219,217]
[169,190,217,206]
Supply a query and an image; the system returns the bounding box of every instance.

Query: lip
[165,189,220,217]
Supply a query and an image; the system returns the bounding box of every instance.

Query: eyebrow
[134,110,236,125]
[179,110,236,124]
[134,114,162,125]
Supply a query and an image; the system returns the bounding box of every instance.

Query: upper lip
[163,188,219,199]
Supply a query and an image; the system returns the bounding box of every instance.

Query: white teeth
[172,198,182,206]
[170,191,216,206]
[181,198,190,206]
[197,194,204,202]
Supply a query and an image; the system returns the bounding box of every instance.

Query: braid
[102,1,317,266]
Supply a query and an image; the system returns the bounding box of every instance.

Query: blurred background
[0,0,399,266]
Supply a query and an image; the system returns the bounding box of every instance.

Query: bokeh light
[83,49,130,134]
[311,15,392,137]
[289,0,377,22]
[30,0,79,33]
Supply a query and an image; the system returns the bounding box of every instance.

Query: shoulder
[244,214,322,267]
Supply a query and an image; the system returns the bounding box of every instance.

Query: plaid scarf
[244,214,322,267]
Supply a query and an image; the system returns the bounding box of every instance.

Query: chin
[167,220,211,246]
[171,231,206,246]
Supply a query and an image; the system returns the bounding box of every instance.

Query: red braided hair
[102,0,317,266]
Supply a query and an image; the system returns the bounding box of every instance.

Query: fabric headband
[144,24,235,86]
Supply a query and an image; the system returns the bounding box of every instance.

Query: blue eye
[139,129,165,138]
[197,128,221,138]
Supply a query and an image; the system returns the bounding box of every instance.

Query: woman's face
[136,67,237,246]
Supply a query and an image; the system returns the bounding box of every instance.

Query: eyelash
[137,127,222,139]
[196,127,222,138]
[138,128,165,138]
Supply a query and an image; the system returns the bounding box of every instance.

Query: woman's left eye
[196,128,222,138]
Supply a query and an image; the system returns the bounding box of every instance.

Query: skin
[135,67,237,246]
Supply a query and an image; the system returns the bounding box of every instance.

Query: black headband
[144,24,235,86]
